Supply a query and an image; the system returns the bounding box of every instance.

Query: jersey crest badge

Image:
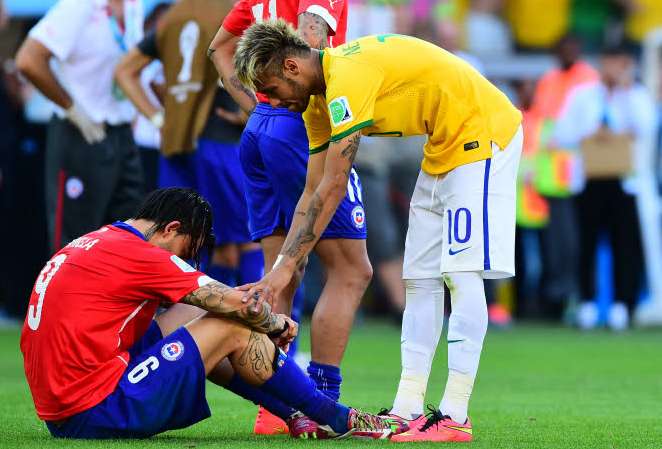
[161,341,185,361]
[351,205,365,229]
[329,96,353,127]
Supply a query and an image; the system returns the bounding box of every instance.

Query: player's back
[156,0,233,155]
[320,34,522,174]
[20,225,202,421]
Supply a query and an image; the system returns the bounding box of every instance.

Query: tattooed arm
[281,132,360,266]
[208,26,258,114]
[240,132,361,305]
[181,279,289,334]
[297,12,330,50]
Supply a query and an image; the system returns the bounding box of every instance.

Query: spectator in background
[555,45,657,330]
[132,2,171,194]
[505,0,570,51]
[512,78,549,318]
[115,0,263,292]
[464,0,512,59]
[530,34,599,320]
[15,0,145,252]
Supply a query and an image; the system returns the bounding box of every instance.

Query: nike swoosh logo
[447,339,464,344]
[448,247,471,256]
[446,426,473,435]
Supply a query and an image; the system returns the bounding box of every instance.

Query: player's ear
[283,57,299,75]
[163,221,182,236]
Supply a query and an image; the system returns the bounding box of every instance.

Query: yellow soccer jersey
[303,34,522,175]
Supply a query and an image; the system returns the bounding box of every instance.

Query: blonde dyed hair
[234,19,310,91]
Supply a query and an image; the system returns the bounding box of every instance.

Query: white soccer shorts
[403,126,523,280]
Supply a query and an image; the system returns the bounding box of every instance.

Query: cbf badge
[161,341,185,361]
[351,205,365,229]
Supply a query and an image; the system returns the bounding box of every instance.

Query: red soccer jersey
[20,224,208,421]
[222,0,347,102]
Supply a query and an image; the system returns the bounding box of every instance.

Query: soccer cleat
[287,412,329,439]
[390,405,473,442]
[253,406,289,435]
[329,408,409,440]
[377,408,419,434]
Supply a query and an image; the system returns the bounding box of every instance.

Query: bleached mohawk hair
[234,18,310,91]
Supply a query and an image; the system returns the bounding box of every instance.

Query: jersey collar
[112,221,147,241]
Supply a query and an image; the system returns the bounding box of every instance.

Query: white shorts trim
[402,126,523,279]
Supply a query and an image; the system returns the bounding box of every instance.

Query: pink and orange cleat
[253,406,289,435]
[390,406,473,443]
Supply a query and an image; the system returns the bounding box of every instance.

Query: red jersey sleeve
[297,0,345,34]
[121,246,210,304]
[222,0,255,36]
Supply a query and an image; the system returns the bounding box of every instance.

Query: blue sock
[208,264,237,287]
[288,285,305,358]
[238,249,264,284]
[262,350,349,433]
[307,361,342,401]
[225,374,295,421]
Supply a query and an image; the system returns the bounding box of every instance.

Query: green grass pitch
[1,321,661,448]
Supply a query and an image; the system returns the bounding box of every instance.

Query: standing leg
[392,169,446,419]
[309,238,372,401]
[439,271,487,423]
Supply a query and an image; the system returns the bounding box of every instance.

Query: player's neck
[310,49,326,94]
[124,219,156,239]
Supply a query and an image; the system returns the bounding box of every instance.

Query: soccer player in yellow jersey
[233,19,522,442]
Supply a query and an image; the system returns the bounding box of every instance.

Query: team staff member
[20,187,405,440]
[208,0,373,433]
[115,0,263,290]
[15,0,144,252]
[235,24,523,442]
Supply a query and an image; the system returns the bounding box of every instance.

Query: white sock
[440,272,487,424]
[392,278,444,419]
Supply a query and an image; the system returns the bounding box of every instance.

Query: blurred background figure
[115,0,262,289]
[131,2,170,194]
[15,0,145,254]
[528,34,599,321]
[555,44,657,330]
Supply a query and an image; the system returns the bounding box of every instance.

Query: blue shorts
[159,139,251,245]
[46,322,210,439]
[239,103,367,241]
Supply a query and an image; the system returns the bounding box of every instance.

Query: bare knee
[213,244,240,268]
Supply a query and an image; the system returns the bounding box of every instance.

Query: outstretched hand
[236,264,295,313]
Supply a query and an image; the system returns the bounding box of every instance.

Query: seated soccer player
[20,187,406,440]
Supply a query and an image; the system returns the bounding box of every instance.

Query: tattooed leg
[232,331,275,385]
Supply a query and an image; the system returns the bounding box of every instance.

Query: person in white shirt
[15,0,145,252]
[554,44,658,330]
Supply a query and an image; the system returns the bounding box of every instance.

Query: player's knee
[213,244,240,268]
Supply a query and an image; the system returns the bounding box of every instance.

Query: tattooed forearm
[182,280,286,333]
[340,134,361,167]
[206,47,216,59]
[298,12,329,50]
[237,331,272,382]
[181,280,232,311]
[228,74,258,108]
[283,192,322,264]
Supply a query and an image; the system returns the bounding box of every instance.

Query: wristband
[273,254,285,270]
